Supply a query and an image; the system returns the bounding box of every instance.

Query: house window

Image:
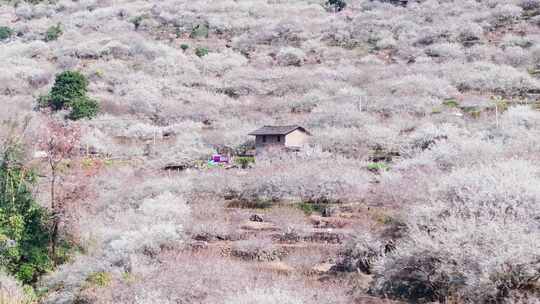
[262,135,266,143]
[277,136,280,142]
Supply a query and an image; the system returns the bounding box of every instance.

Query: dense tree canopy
[42,71,99,120]
[0,146,51,284]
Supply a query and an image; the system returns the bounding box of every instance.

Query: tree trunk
[50,168,58,264]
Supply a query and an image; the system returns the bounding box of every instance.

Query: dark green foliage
[190,24,209,39]
[442,98,459,107]
[86,271,112,287]
[234,156,254,169]
[68,96,99,120]
[297,202,327,215]
[180,44,189,51]
[226,199,272,209]
[40,71,99,120]
[460,106,482,119]
[195,47,209,57]
[22,0,49,3]
[233,140,256,156]
[37,94,52,109]
[130,15,145,30]
[325,0,346,12]
[50,71,88,110]
[44,23,62,42]
[367,162,389,172]
[0,146,52,284]
[0,26,13,41]
[174,26,183,38]
[290,100,317,113]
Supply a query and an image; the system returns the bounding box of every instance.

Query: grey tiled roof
[248,125,310,136]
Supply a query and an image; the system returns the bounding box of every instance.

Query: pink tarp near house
[212,154,229,163]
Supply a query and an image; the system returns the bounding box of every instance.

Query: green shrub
[86,272,112,287]
[0,145,53,284]
[226,199,272,209]
[373,213,396,225]
[367,162,389,172]
[40,70,99,120]
[442,98,459,107]
[460,106,482,118]
[174,26,183,38]
[50,71,89,110]
[195,47,209,57]
[528,68,540,76]
[490,96,509,112]
[68,96,99,120]
[129,15,145,30]
[0,26,13,41]
[44,23,62,41]
[122,272,136,283]
[180,44,189,51]
[36,94,52,109]
[235,156,255,169]
[297,202,327,215]
[298,202,316,215]
[190,23,209,39]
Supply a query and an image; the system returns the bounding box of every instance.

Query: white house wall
[285,130,308,147]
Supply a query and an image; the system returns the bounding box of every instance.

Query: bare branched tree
[40,118,82,261]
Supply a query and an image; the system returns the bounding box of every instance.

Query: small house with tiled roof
[248,125,310,154]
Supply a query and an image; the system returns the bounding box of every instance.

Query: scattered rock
[321,206,335,217]
[276,47,306,66]
[311,215,350,229]
[190,241,208,251]
[274,231,302,243]
[311,262,334,274]
[303,231,344,244]
[223,189,237,200]
[193,232,230,242]
[249,214,264,222]
[241,221,278,231]
[231,246,284,262]
[259,261,294,274]
[162,163,187,171]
